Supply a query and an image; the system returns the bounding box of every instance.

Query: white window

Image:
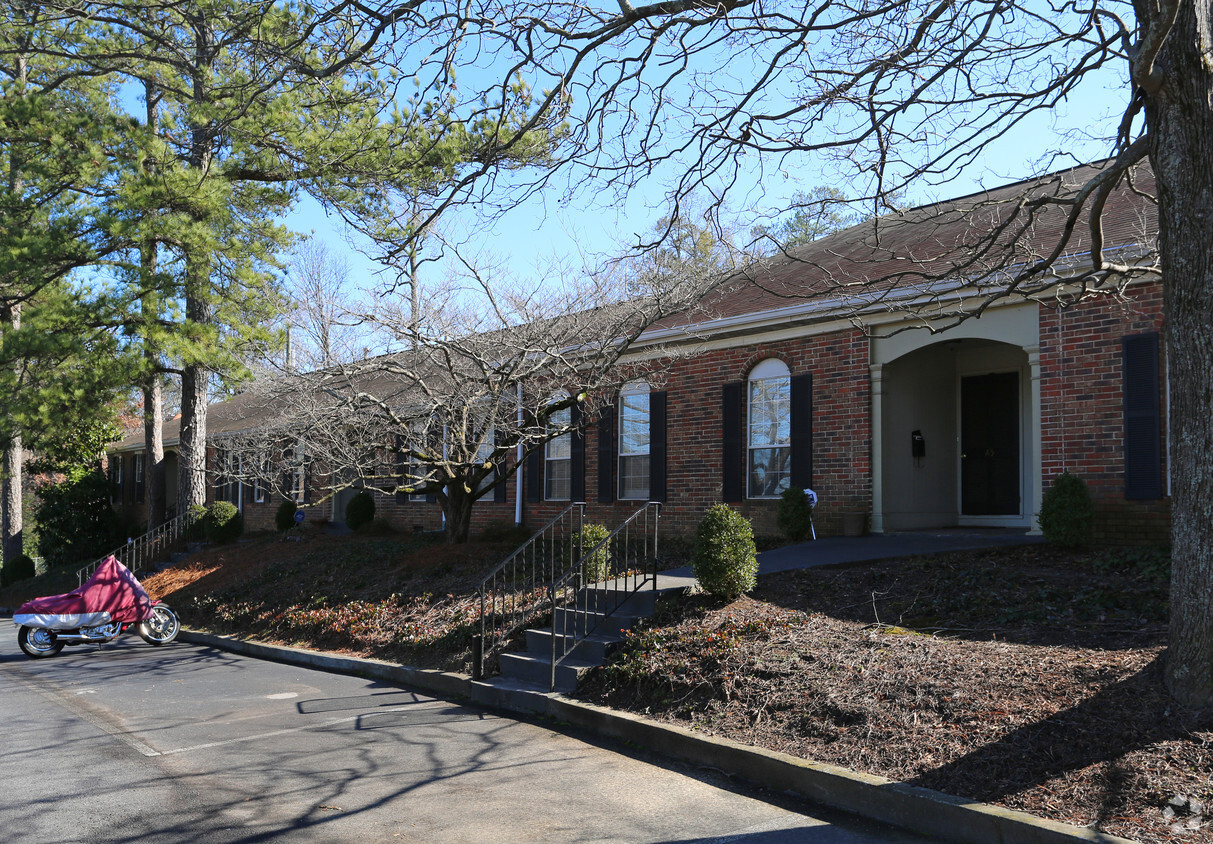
[110,455,123,503]
[618,383,651,500]
[253,457,269,503]
[748,359,791,499]
[545,404,572,501]
[474,430,496,496]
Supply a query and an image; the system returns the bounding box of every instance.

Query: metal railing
[76,508,202,586]
[547,502,660,690]
[474,503,585,679]
[473,501,661,687]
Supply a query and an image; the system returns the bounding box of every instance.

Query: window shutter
[136,457,146,503]
[303,463,312,504]
[650,391,668,503]
[1123,333,1162,500]
[571,402,586,502]
[790,372,813,489]
[394,435,408,503]
[493,429,508,504]
[722,382,743,502]
[597,402,616,503]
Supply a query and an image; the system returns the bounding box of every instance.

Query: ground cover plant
[12,531,1205,843]
[578,544,1210,843]
[140,531,519,672]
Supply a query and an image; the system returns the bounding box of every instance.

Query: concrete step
[524,629,621,663]
[497,651,598,693]
[552,607,643,638]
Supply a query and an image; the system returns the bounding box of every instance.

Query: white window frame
[747,359,792,499]
[618,383,651,500]
[545,403,572,501]
[253,456,269,503]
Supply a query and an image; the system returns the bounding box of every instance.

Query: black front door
[961,372,1020,516]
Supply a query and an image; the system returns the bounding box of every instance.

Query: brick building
[109,161,1169,544]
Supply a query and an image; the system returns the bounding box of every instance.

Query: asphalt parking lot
[0,635,927,843]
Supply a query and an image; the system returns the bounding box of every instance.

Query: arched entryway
[869,303,1042,533]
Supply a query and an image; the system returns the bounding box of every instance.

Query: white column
[870,363,885,534]
[1026,345,1043,535]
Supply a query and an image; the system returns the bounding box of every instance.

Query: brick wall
[1038,281,1170,544]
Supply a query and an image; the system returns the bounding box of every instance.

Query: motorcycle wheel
[18,626,64,659]
[138,604,180,645]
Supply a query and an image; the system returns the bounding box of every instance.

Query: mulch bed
[577,545,1212,843]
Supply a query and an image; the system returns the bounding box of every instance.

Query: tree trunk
[144,374,166,528]
[441,484,475,544]
[1,434,22,563]
[177,363,208,514]
[1143,0,1213,708]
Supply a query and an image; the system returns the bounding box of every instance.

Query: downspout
[515,383,524,527]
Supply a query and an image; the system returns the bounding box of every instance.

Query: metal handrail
[76,508,202,586]
[547,502,660,690]
[474,503,585,679]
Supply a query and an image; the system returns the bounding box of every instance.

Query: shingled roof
[112,159,1159,453]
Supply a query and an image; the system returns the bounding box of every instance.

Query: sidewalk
[661,527,1044,580]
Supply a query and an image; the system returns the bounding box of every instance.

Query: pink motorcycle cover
[13,556,153,630]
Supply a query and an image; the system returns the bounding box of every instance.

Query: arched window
[618,382,651,500]
[747,359,791,498]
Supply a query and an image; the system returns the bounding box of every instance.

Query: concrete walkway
[659,528,1043,582]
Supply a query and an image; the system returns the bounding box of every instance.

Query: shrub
[203,501,244,544]
[345,490,376,531]
[477,520,532,545]
[690,504,758,599]
[33,470,123,568]
[276,499,299,532]
[1,553,36,587]
[1038,472,1094,548]
[776,487,815,543]
[573,523,613,584]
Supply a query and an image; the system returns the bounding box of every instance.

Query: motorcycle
[12,555,180,659]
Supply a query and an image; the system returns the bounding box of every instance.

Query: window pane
[749,376,791,448]
[619,393,650,455]
[748,446,791,498]
[619,455,650,500]
[546,458,571,500]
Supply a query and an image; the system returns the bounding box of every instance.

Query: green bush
[345,490,376,531]
[203,501,244,544]
[1038,472,1094,548]
[777,487,815,543]
[572,523,613,584]
[33,470,123,568]
[276,499,298,532]
[1,553,36,587]
[690,504,758,599]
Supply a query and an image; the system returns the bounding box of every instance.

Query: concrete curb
[181,630,1135,844]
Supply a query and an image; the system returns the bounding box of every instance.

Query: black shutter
[394,437,408,503]
[136,456,146,503]
[722,382,743,502]
[303,463,312,504]
[493,429,508,503]
[525,447,542,503]
[570,402,586,502]
[597,403,616,503]
[650,391,668,503]
[1123,333,1162,500]
[790,372,813,489]
[126,454,136,503]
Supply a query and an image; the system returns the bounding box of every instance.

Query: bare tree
[284,241,376,371]
[350,0,1213,707]
[220,247,720,543]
